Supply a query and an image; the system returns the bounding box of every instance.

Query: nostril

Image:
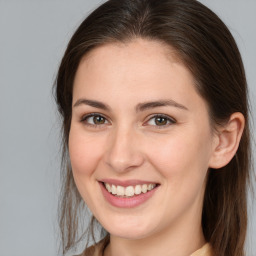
[104,153,145,173]
[103,130,145,172]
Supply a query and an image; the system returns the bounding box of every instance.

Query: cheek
[145,129,212,221]
[68,127,104,177]
[147,129,212,185]
[68,127,107,207]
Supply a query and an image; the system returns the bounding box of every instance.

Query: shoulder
[74,236,109,256]
[74,244,96,256]
[190,243,213,256]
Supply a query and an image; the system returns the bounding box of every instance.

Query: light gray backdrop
[0,1,255,256]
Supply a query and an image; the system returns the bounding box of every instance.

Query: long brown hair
[54,0,252,255]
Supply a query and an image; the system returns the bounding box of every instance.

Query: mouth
[102,182,158,198]
[99,179,160,208]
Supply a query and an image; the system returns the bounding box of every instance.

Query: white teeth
[142,184,148,193]
[125,186,135,197]
[104,182,157,197]
[111,185,117,195]
[148,184,155,191]
[116,185,125,196]
[134,185,142,195]
[106,183,111,192]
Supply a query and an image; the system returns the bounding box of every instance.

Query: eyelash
[145,114,176,128]
[80,113,176,128]
[80,113,110,128]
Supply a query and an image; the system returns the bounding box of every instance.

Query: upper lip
[100,179,160,187]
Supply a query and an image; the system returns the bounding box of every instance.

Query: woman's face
[69,39,217,240]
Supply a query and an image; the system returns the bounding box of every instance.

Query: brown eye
[93,115,106,124]
[81,114,109,126]
[146,114,176,128]
[155,116,168,126]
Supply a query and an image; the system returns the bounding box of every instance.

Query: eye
[81,113,109,126]
[146,114,176,127]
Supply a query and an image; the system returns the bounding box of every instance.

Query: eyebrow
[73,99,111,111]
[136,100,188,112]
[73,98,188,112]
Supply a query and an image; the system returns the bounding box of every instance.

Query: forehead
[86,38,180,58]
[81,38,182,72]
[72,38,207,115]
[74,38,194,92]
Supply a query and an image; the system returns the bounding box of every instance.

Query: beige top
[76,239,213,256]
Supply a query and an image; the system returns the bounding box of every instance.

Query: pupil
[94,116,104,124]
[156,117,167,125]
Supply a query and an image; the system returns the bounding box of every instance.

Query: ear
[209,112,245,169]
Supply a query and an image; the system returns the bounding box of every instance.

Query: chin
[101,217,154,240]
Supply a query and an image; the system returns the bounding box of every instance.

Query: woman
[55,0,252,255]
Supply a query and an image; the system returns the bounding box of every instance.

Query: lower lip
[99,182,158,208]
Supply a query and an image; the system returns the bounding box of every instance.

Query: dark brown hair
[54,0,252,255]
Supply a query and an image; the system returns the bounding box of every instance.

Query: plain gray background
[0,1,255,256]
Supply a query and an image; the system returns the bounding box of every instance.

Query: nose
[104,126,145,173]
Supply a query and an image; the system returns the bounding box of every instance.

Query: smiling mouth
[102,182,159,198]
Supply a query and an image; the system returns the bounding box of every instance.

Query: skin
[68,39,244,256]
